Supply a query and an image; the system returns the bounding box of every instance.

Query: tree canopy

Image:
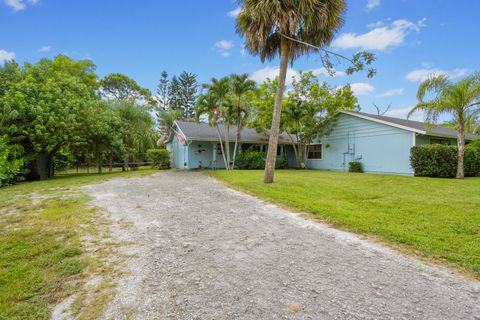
[0,55,157,184]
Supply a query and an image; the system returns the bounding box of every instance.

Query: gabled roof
[173,120,294,144]
[340,111,479,140]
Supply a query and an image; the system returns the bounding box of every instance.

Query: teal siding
[168,135,188,169]
[309,113,415,175]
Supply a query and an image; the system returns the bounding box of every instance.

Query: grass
[0,167,156,320]
[208,170,480,278]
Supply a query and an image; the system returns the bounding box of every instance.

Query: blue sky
[1,0,479,120]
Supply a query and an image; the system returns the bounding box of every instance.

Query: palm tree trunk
[264,40,289,183]
[232,117,242,169]
[456,119,466,179]
[225,124,231,169]
[216,125,228,169]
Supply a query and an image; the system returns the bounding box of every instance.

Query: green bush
[147,148,171,169]
[236,148,265,169]
[410,144,480,178]
[0,136,26,187]
[275,155,287,169]
[348,161,363,173]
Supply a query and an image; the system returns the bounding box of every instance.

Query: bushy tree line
[0,55,157,185]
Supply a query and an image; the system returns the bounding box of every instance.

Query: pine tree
[156,70,169,110]
[178,71,198,119]
[168,76,181,111]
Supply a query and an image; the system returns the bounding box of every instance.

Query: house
[165,120,297,169]
[308,111,479,175]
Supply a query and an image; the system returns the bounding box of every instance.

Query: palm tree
[236,0,346,183]
[409,73,480,179]
[156,108,183,145]
[229,74,257,168]
[196,77,233,169]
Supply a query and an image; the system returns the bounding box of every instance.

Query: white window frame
[307,143,323,160]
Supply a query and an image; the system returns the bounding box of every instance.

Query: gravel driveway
[84,171,480,320]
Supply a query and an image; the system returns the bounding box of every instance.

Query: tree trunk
[232,116,242,169]
[264,40,289,183]
[216,125,228,169]
[456,119,466,179]
[224,124,231,169]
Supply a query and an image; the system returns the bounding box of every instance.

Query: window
[308,144,323,160]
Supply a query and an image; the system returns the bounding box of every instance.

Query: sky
[1,0,479,121]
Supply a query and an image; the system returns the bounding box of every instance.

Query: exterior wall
[168,135,188,169]
[308,113,415,175]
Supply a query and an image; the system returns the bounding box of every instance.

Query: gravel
[84,171,480,320]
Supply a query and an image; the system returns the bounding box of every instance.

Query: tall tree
[178,71,198,119]
[409,73,480,179]
[156,70,170,110]
[250,72,358,168]
[0,55,98,180]
[168,76,182,111]
[114,100,156,171]
[196,77,233,169]
[100,73,152,103]
[80,100,123,173]
[229,73,257,168]
[236,0,374,183]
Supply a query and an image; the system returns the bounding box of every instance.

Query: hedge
[147,148,171,169]
[236,148,287,170]
[410,143,480,178]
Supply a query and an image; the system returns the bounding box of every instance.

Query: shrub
[348,161,363,173]
[0,136,26,187]
[275,155,287,169]
[236,148,265,169]
[410,144,480,178]
[147,148,171,169]
[465,144,480,177]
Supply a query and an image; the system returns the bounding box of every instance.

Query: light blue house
[166,120,297,169]
[308,111,478,175]
[166,112,477,174]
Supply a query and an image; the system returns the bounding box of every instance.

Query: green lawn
[0,168,156,320]
[209,170,480,278]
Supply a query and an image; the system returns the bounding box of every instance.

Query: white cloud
[406,67,469,82]
[366,0,380,11]
[4,0,38,11]
[249,66,347,85]
[214,40,234,57]
[378,88,404,97]
[384,106,424,121]
[0,49,15,63]
[227,7,241,18]
[38,45,51,52]
[333,18,426,51]
[310,67,346,77]
[250,67,300,85]
[240,48,247,57]
[349,83,375,96]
